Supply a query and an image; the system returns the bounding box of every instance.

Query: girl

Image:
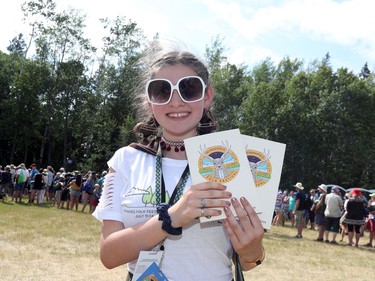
[69,173,82,211]
[93,46,265,281]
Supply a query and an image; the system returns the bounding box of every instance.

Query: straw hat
[318,184,327,193]
[294,182,304,190]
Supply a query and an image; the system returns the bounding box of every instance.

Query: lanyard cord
[155,145,190,205]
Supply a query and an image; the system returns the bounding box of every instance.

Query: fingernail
[231,197,237,203]
[227,192,232,197]
[226,200,231,206]
[218,210,222,215]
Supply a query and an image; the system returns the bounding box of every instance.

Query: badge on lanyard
[135,261,169,281]
[133,250,167,281]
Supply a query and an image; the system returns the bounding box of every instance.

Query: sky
[1,0,375,74]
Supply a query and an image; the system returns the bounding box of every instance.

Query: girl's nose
[169,89,184,105]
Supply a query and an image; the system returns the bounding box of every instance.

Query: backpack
[17,170,26,184]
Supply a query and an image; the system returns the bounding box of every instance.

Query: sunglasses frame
[146,75,207,105]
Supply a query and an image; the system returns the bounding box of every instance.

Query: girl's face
[149,64,214,140]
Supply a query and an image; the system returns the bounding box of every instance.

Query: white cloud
[1,0,374,72]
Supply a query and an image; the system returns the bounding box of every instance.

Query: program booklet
[242,135,286,229]
[184,129,262,222]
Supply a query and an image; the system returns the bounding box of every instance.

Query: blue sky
[2,0,374,74]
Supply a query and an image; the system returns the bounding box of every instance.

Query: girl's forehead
[153,64,197,80]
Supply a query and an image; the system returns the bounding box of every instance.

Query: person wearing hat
[293,182,307,238]
[363,193,375,247]
[313,184,328,241]
[342,188,367,247]
[11,164,29,203]
[323,186,343,244]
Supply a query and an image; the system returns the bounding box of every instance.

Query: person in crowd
[39,169,49,203]
[323,186,343,244]
[281,190,290,226]
[293,182,307,238]
[97,170,107,195]
[69,173,82,211]
[60,172,73,209]
[28,164,38,193]
[53,175,65,208]
[342,188,367,247]
[339,193,350,242]
[308,189,318,230]
[28,168,44,204]
[81,171,97,213]
[288,190,296,227]
[363,193,375,247]
[313,184,327,242]
[92,47,265,280]
[8,164,16,197]
[12,164,29,203]
[0,165,13,202]
[46,166,55,202]
[272,190,285,226]
[91,183,101,214]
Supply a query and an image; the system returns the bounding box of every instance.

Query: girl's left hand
[223,197,264,266]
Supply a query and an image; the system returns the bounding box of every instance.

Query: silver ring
[200,198,208,208]
[201,207,205,216]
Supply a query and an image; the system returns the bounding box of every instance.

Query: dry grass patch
[1,200,373,281]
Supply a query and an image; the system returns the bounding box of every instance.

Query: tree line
[0,0,374,190]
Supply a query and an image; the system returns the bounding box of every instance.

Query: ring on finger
[201,207,205,216]
[200,198,208,208]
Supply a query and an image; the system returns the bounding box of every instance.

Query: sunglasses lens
[179,77,204,102]
[147,80,172,104]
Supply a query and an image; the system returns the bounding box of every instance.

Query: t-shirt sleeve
[92,147,128,223]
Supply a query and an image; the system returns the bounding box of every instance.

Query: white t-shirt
[93,146,233,281]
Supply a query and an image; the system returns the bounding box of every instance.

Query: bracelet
[242,247,265,266]
[157,203,182,236]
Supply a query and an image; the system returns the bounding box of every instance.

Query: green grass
[0,199,373,281]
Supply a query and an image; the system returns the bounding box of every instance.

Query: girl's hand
[223,197,264,267]
[168,182,232,228]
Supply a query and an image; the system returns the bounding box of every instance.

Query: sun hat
[318,184,327,193]
[369,193,375,197]
[294,182,304,190]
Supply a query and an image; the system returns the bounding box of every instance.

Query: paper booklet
[241,135,286,229]
[184,129,262,223]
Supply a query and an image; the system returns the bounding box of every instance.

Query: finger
[199,207,222,218]
[240,197,263,229]
[193,182,227,191]
[197,198,231,209]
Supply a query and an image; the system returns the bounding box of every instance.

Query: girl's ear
[204,84,214,108]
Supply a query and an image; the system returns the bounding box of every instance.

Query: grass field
[0,198,373,281]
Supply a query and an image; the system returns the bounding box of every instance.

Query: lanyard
[155,145,190,205]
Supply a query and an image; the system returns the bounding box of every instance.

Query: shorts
[55,190,62,201]
[14,182,26,192]
[309,210,316,223]
[315,213,326,225]
[70,189,80,197]
[325,216,340,233]
[295,210,305,225]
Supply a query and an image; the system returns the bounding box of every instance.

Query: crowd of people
[272,182,375,248]
[0,163,107,214]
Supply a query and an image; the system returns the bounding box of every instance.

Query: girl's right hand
[167,182,232,228]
